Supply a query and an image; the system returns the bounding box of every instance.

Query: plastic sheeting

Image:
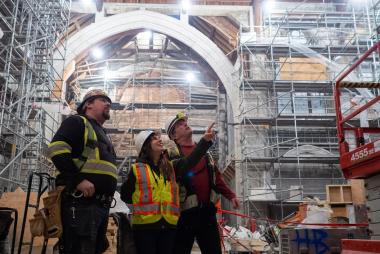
[110,191,130,215]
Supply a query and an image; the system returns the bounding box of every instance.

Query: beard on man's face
[103,109,110,120]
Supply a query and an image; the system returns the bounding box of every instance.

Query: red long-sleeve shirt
[180,144,236,203]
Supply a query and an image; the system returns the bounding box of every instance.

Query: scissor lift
[335,41,380,179]
[335,41,380,250]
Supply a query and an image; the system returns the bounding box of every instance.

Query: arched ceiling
[58,10,240,117]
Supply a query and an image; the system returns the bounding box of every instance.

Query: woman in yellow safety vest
[120,125,215,254]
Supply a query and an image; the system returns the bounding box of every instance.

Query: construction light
[103,70,109,79]
[104,70,117,80]
[81,0,92,6]
[92,47,103,59]
[143,30,153,40]
[265,0,275,12]
[351,0,365,5]
[181,0,191,11]
[186,72,195,82]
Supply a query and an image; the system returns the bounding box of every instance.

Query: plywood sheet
[279,57,327,81]
[326,185,352,204]
[349,179,365,204]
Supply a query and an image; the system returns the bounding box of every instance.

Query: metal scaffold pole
[237,0,375,222]
[0,0,71,192]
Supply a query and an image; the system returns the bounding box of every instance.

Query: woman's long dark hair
[138,132,175,181]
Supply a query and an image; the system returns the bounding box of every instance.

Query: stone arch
[58,10,239,117]
[283,145,335,157]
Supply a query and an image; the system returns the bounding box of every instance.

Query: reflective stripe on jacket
[131,162,179,225]
[47,116,117,179]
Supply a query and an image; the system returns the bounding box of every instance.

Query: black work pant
[174,204,222,254]
[133,227,176,254]
[59,196,109,254]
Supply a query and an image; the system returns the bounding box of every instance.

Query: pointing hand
[203,122,216,142]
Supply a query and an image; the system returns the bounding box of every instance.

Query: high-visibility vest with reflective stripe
[47,116,118,179]
[131,162,179,225]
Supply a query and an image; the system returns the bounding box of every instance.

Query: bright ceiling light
[265,0,275,12]
[181,0,191,11]
[104,70,116,80]
[352,0,365,5]
[92,47,103,59]
[144,30,153,40]
[81,0,92,6]
[186,72,195,82]
[103,70,113,79]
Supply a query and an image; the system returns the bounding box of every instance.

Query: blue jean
[59,197,109,254]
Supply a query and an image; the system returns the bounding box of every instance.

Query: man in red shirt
[165,112,240,254]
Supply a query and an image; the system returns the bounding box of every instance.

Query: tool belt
[29,186,65,239]
[67,191,115,208]
[94,194,115,208]
[181,190,220,211]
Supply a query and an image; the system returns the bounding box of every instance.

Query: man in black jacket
[48,89,117,254]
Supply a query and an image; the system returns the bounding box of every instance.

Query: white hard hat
[135,130,155,156]
[165,112,188,140]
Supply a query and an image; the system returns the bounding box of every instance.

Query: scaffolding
[238,1,379,218]
[68,31,226,180]
[0,0,71,192]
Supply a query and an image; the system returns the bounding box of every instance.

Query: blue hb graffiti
[292,229,330,254]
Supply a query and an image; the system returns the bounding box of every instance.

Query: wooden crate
[331,205,348,218]
[326,185,353,204]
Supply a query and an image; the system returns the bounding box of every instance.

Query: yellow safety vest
[131,162,179,225]
[47,116,118,179]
